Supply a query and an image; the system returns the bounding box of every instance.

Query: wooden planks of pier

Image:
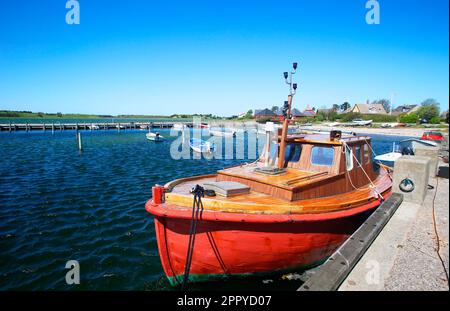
[0,122,193,132]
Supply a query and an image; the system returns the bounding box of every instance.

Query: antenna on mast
[278,62,299,169]
[253,62,300,176]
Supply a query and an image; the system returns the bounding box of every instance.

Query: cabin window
[285,144,302,163]
[345,145,354,171]
[311,146,334,166]
[364,144,370,164]
[355,146,362,166]
[268,141,278,163]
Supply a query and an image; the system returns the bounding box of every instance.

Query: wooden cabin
[216,131,381,201]
[162,131,391,216]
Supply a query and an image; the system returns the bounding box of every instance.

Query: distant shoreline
[0,114,174,119]
[306,125,448,138]
[0,110,220,119]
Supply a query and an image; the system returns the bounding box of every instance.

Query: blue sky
[0,0,448,116]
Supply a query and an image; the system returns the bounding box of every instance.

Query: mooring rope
[363,137,379,158]
[431,177,449,283]
[181,184,204,291]
[342,141,384,201]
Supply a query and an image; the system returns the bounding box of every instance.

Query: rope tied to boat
[181,184,205,290]
[341,141,384,201]
[363,137,398,177]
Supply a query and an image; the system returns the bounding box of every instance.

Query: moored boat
[189,138,215,153]
[421,131,444,142]
[374,142,402,163]
[209,128,236,137]
[145,63,392,287]
[173,123,186,130]
[374,152,402,163]
[352,119,372,126]
[146,132,164,142]
[88,124,100,130]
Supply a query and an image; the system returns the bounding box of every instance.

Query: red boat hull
[146,197,388,286]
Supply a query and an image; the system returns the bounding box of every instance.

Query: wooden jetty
[0,122,193,132]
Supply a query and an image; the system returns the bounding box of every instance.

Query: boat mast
[278,62,298,169]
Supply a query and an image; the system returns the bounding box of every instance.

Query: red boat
[145,64,392,286]
[421,131,444,142]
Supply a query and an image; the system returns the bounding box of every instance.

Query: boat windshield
[285,144,302,163]
[266,142,302,167]
[311,146,334,166]
[269,141,278,163]
[355,146,361,165]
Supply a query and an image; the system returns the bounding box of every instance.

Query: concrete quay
[339,161,449,291]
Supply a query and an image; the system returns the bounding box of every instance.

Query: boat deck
[164,172,391,215]
[218,164,332,190]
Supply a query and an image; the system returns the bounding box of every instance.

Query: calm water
[0,130,413,290]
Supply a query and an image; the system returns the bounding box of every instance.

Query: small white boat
[231,127,247,134]
[374,142,402,163]
[189,138,215,153]
[375,139,439,164]
[326,122,340,127]
[194,123,209,129]
[146,132,164,142]
[88,124,100,130]
[380,122,402,128]
[173,123,186,130]
[250,127,266,135]
[374,152,403,162]
[352,119,372,126]
[209,129,236,137]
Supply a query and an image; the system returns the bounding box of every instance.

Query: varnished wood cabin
[216,131,380,201]
[163,130,391,214]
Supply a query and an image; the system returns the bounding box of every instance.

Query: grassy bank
[0,110,225,120]
[0,110,108,119]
